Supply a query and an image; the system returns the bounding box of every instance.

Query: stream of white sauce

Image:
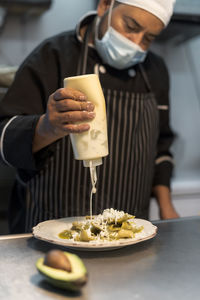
[89,161,97,218]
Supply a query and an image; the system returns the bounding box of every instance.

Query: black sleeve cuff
[2,115,40,170]
[153,161,173,188]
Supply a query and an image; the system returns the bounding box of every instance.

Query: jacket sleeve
[152,59,175,189]
[0,39,61,172]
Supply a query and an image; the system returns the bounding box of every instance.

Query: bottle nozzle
[83,158,102,167]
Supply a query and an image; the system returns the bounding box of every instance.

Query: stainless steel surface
[0,233,32,240]
[1,217,200,300]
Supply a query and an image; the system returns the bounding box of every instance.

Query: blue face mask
[95,19,147,70]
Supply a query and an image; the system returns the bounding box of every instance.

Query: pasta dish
[58,208,144,242]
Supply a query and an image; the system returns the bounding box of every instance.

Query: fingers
[46,87,95,137]
[52,87,95,114]
[58,110,95,124]
[55,99,94,112]
[53,87,87,102]
[52,122,90,135]
[63,123,90,133]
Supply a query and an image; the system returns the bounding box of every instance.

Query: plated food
[58,208,144,242]
[32,209,157,251]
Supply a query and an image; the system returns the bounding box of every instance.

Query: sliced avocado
[36,250,88,291]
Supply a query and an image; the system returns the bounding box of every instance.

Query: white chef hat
[116,0,176,26]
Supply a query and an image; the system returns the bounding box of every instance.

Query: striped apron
[24,26,159,232]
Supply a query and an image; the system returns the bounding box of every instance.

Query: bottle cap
[83,158,102,167]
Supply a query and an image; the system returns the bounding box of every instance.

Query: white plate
[32,217,157,251]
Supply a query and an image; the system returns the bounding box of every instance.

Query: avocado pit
[44,250,72,272]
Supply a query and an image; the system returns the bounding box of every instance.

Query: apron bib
[25,89,158,232]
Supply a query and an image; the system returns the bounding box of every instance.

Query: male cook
[0,0,179,233]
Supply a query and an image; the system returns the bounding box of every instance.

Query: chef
[0,0,179,233]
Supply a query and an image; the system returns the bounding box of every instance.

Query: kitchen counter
[1,216,200,300]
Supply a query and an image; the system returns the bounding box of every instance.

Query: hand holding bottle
[33,87,95,153]
[44,87,95,136]
[64,74,109,166]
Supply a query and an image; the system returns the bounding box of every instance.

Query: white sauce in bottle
[64,74,109,217]
[64,74,109,162]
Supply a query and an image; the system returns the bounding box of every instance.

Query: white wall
[0,0,95,66]
[167,39,200,181]
[165,38,200,206]
[150,37,200,220]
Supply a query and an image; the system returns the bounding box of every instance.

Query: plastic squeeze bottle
[64,74,109,213]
